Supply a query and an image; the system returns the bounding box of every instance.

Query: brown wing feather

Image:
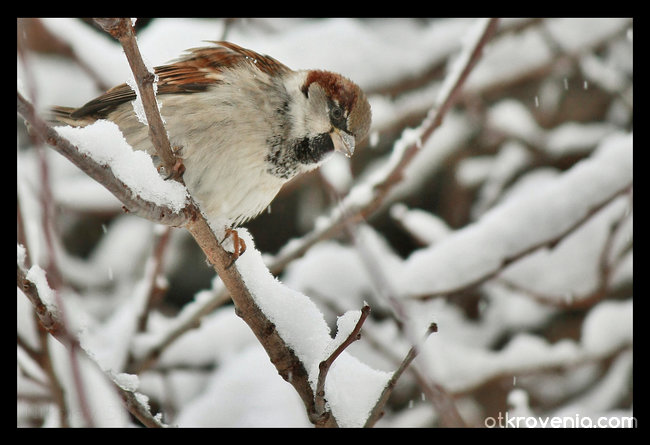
[70,83,136,118]
[67,41,292,119]
[204,41,292,77]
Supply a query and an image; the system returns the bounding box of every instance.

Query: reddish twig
[91,17,337,426]
[313,305,371,423]
[92,18,179,177]
[364,322,438,427]
[17,262,167,427]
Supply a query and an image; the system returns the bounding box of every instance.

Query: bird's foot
[221,228,247,269]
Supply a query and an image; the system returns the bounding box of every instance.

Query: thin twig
[349,224,465,427]
[313,305,371,422]
[365,18,543,98]
[495,195,633,310]
[320,151,464,426]
[92,18,178,177]
[17,261,167,427]
[364,322,438,427]
[128,284,231,374]
[89,18,334,426]
[136,226,173,333]
[18,326,70,427]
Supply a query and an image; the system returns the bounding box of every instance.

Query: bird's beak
[331,128,355,158]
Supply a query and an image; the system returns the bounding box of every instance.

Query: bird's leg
[154,146,186,181]
[165,145,186,180]
[221,228,247,269]
[166,157,186,180]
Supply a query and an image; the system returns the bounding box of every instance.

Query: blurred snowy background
[17,18,633,427]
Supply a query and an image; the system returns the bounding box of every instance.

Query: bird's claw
[221,228,247,269]
[163,157,186,181]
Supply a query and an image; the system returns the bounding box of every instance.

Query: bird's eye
[329,105,345,127]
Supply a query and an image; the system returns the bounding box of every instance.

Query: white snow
[234,229,391,427]
[18,18,633,428]
[581,300,633,356]
[436,18,493,106]
[175,345,310,427]
[398,132,632,297]
[55,120,188,212]
[25,265,58,316]
[390,203,452,246]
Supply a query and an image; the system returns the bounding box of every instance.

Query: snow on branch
[398,132,632,298]
[17,92,190,226]
[17,258,167,427]
[18,18,633,428]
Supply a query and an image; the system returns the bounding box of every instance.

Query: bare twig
[92,18,178,177]
[135,226,173,333]
[313,305,371,422]
[18,324,70,427]
[349,224,465,427]
[364,322,438,427]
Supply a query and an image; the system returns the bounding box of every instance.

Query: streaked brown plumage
[51,41,372,258]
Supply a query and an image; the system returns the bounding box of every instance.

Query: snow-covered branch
[17,92,191,227]
[17,256,167,427]
[18,18,633,428]
[398,132,632,299]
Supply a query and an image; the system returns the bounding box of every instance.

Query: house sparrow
[51,41,371,260]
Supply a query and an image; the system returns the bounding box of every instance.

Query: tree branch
[412,185,632,300]
[313,305,371,422]
[92,18,178,177]
[18,21,328,424]
[183,216,331,425]
[363,322,438,427]
[17,91,190,227]
[17,261,167,427]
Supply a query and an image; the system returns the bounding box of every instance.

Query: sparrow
[50,41,371,261]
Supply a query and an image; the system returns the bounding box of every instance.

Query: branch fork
[17,18,503,428]
[311,305,371,424]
